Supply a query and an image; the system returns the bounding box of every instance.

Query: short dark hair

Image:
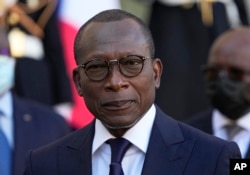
[74,9,155,64]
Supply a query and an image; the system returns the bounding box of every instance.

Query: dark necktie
[0,111,11,175]
[224,123,243,141]
[106,138,131,175]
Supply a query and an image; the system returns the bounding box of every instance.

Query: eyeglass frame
[77,55,150,81]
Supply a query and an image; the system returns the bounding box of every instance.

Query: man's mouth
[102,100,134,110]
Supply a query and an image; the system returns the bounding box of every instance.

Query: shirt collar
[212,109,250,132]
[92,104,156,154]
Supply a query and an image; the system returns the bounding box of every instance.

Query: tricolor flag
[58,0,121,129]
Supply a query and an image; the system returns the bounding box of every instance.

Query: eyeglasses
[201,65,250,81]
[78,55,150,81]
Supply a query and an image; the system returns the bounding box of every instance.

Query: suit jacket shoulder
[13,94,70,136]
[12,94,71,175]
[185,108,213,134]
[24,121,95,175]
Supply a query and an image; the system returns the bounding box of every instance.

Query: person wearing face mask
[0,26,71,175]
[187,27,250,158]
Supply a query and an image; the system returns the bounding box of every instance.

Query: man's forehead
[76,19,150,62]
[83,19,143,38]
[81,20,147,49]
[209,44,250,67]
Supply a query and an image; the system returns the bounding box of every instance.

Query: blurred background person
[132,0,249,121]
[187,27,250,158]
[0,0,73,120]
[0,25,70,175]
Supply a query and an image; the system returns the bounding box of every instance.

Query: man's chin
[102,117,141,130]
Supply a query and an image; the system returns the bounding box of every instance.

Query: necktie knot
[224,123,243,141]
[106,138,131,175]
[106,138,131,163]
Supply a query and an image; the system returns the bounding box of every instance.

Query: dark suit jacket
[24,106,241,175]
[11,94,71,175]
[186,108,250,158]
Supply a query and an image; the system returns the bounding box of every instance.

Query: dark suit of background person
[7,94,71,175]
[24,9,241,175]
[0,26,70,175]
[0,0,73,118]
[144,0,249,121]
[186,27,250,159]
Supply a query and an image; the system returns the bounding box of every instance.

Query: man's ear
[73,68,83,96]
[153,58,163,89]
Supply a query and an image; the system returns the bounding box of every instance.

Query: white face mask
[0,55,15,96]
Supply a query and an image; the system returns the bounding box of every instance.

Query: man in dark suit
[0,26,70,175]
[187,27,250,158]
[24,9,241,175]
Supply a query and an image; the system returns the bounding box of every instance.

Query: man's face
[208,35,250,99]
[73,19,162,135]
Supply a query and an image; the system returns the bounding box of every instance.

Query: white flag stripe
[59,0,121,28]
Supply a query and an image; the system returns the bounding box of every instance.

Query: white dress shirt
[0,91,14,148]
[92,104,156,175]
[212,109,250,158]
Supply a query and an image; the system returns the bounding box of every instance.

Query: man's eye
[126,60,140,65]
[122,57,142,66]
[86,63,106,71]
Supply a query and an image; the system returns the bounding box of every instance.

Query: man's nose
[104,65,129,92]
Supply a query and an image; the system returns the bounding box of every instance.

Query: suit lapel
[141,107,195,175]
[58,121,95,175]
